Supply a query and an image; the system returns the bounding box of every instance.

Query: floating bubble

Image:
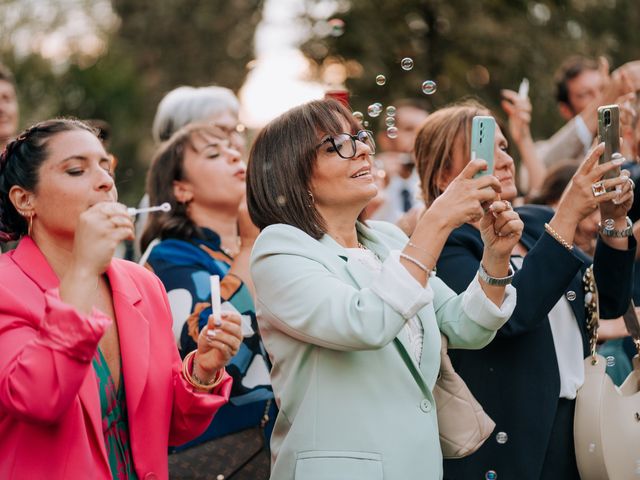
[401,57,414,71]
[422,80,437,95]
[276,195,287,206]
[386,126,398,139]
[352,111,364,122]
[386,105,396,116]
[606,356,616,367]
[496,432,508,444]
[368,103,382,118]
[363,120,369,128]
[375,75,386,86]
[385,116,396,127]
[589,443,596,453]
[485,471,497,480]
[328,18,345,37]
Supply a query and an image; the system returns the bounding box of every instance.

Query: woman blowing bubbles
[246,99,522,480]
[0,119,243,479]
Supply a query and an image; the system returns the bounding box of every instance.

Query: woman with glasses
[141,124,274,476]
[246,98,523,480]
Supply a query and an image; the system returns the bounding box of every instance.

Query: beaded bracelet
[544,223,574,251]
[182,350,226,392]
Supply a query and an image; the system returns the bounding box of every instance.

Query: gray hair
[151,86,240,143]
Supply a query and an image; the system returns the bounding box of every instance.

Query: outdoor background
[1,0,640,204]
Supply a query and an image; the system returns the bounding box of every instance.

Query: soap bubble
[385,116,396,127]
[368,103,382,118]
[276,195,287,206]
[386,105,396,116]
[386,126,398,139]
[485,471,497,480]
[352,111,364,122]
[606,356,616,367]
[328,18,345,37]
[363,120,369,128]
[375,75,386,86]
[422,80,437,95]
[401,57,414,71]
[496,432,508,444]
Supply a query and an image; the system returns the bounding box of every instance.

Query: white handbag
[574,267,640,480]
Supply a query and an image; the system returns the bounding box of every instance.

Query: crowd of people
[0,53,639,480]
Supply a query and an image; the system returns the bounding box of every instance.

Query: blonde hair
[414,99,490,206]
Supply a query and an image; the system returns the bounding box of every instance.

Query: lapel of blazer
[105,260,149,415]
[11,238,110,471]
[320,223,429,393]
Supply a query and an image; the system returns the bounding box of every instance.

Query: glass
[317,130,376,159]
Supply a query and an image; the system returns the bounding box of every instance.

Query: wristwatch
[478,263,514,286]
[598,216,633,238]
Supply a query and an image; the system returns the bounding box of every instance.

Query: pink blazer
[0,238,232,480]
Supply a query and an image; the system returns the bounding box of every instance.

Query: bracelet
[406,242,438,267]
[544,223,574,251]
[598,216,633,238]
[478,263,514,286]
[399,252,434,276]
[182,350,226,392]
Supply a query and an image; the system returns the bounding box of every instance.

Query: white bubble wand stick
[127,202,171,217]
[207,275,223,339]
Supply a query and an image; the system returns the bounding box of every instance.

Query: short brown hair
[554,56,598,107]
[141,123,229,251]
[247,98,359,239]
[414,99,490,206]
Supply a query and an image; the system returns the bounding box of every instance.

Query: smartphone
[597,104,621,180]
[471,116,496,178]
[518,78,529,99]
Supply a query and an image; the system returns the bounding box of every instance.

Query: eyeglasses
[316,130,376,159]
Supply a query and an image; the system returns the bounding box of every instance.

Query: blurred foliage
[300,0,640,143]
[0,0,263,205]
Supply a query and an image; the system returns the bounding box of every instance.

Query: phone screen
[471,116,496,178]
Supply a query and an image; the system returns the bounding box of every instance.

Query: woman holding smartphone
[413,100,635,480]
[246,98,522,480]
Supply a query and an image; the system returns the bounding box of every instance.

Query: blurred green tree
[300,0,640,142]
[0,0,264,204]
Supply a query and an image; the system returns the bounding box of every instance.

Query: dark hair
[0,119,97,240]
[554,56,599,107]
[528,160,578,205]
[0,63,15,87]
[140,123,229,252]
[246,98,360,239]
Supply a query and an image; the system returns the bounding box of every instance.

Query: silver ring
[503,200,512,210]
[629,177,636,190]
[591,181,607,197]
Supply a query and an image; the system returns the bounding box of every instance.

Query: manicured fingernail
[613,157,625,165]
[214,315,222,327]
[206,329,217,337]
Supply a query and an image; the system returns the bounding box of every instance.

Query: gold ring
[591,181,607,197]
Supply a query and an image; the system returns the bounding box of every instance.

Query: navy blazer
[439,204,635,480]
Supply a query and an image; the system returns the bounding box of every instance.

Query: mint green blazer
[250,220,514,480]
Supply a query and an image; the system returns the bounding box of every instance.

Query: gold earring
[307,190,315,207]
[28,214,33,237]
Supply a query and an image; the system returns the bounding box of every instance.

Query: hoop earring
[307,190,315,207]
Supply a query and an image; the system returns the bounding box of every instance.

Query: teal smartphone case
[471,116,496,178]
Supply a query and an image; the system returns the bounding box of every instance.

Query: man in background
[0,63,18,152]
[372,99,429,223]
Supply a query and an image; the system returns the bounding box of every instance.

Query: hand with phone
[501,84,532,147]
[597,104,635,227]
